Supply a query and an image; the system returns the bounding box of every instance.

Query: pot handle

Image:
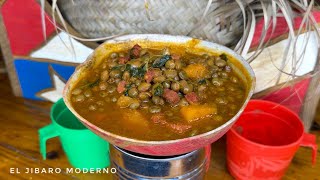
[300,133,317,165]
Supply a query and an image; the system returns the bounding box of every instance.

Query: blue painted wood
[14,59,76,100]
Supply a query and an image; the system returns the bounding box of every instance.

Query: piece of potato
[180,104,217,122]
[183,64,208,79]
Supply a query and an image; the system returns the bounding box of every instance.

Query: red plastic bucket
[227,100,317,180]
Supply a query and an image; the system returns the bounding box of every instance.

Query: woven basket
[57,0,243,46]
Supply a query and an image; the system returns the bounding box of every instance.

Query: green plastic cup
[39,98,110,169]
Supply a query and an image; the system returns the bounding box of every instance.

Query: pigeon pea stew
[70,44,247,141]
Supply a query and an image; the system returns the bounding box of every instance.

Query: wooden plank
[0,146,72,180]
[0,49,6,73]
[0,13,21,96]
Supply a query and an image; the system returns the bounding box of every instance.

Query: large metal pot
[63,34,255,156]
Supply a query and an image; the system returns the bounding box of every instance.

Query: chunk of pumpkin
[180,104,217,122]
[122,110,148,129]
[183,64,208,79]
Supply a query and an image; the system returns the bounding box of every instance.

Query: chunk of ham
[119,56,129,64]
[167,123,192,134]
[150,113,167,125]
[117,81,126,93]
[150,113,192,134]
[163,89,180,104]
[130,44,142,59]
[144,70,155,83]
[185,92,199,104]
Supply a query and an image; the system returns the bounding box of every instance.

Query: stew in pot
[70,44,246,141]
